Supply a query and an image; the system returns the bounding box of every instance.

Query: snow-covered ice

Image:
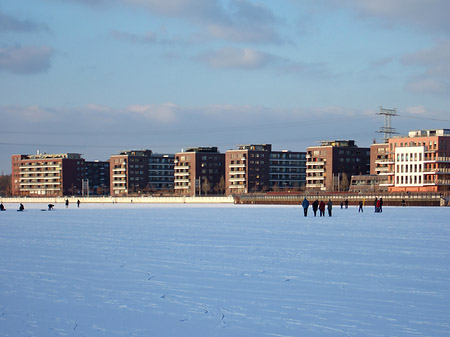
[0,203,449,337]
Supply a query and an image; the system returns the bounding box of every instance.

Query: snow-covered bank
[0,205,449,336]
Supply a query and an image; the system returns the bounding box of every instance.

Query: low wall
[0,196,235,204]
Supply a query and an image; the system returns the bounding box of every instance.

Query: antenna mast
[376,106,398,143]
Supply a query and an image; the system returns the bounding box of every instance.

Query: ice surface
[0,203,449,336]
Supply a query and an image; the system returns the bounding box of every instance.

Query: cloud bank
[0,45,53,74]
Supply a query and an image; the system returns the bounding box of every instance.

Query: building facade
[306,140,370,191]
[110,150,151,196]
[225,144,271,195]
[11,153,85,196]
[85,160,110,195]
[382,129,450,192]
[148,153,174,192]
[270,150,306,190]
[174,147,225,196]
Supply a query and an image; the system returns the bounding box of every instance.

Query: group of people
[302,198,333,217]
[374,197,383,213]
[302,197,368,216]
[0,200,82,212]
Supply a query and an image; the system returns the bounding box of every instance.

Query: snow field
[0,204,449,336]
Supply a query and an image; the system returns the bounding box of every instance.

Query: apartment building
[148,153,174,191]
[270,150,306,190]
[225,144,271,195]
[174,147,225,196]
[85,160,110,195]
[11,152,85,196]
[109,150,151,196]
[306,140,370,191]
[382,129,450,192]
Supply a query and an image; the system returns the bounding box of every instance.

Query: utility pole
[376,106,398,143]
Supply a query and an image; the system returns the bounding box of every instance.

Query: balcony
[174,172,190,176]
[229,163,246,168]
[306,161,325,166]
[229,177,246,182]
[174,178,190,183]
[306,176,324,181]
[306,168,325,173]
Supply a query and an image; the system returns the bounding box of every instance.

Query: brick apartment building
[306,140,370,191]
[110,150,151,196]
[225,144,306,195]
[110,150,175,196]
[382,129,450,192]
[225,144,271,194]
[11,152,85,196]
[174,147,225,196]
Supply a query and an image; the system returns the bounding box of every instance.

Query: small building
[11,152,85,196]
[174,147,225,196]
[349,174,387,193]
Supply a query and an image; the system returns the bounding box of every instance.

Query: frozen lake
[0,203,449,336]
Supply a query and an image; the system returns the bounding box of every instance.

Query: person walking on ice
[358,201,363,212]
[312,199,319,217]
[319,200,325,217]
[302,197,309,217]
[327,199,333,217]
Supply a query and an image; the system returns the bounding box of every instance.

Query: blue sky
[1,0,449,173]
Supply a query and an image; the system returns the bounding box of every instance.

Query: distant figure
[379,198,383,213]
[374,198,378,212]
[327,199,333,217]
[345,199,349,209]
[376,198,381,213]
[0,203,5,211]
[18,203,24,212]
[77,199,80,208]
[65,199,69,208]
[302,197,309,217]
[340,201,343,209]
[319,201,326,217]
[402,199,406,207]
[48,204,54,211]
[312,199,319,217]
[358,201,363,213]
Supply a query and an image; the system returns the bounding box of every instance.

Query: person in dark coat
[65,199,69,208]
[312,199,319,217]
[18,203,24,211]
[340,201,343,209]
[345,199,349,209]
[374,197,378,212]
[327,199,333,217]
[0,203,5,211]
[319,201,326,217]
[48,204,54,211]
[358,201,363,213]
[302,197,309,217]
[379,198,383,212]
[77,199,81,208]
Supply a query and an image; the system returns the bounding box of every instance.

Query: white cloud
[127,103,178,123]
[197,47,277,69]
[0,45,53,74]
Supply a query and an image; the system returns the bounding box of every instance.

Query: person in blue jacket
[302,197,310,217]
